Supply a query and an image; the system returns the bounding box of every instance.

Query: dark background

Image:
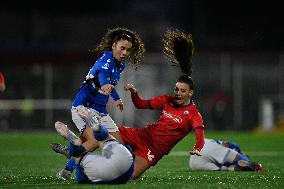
[0,1,283,131]
[1,1,283,54]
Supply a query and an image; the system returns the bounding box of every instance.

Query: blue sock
[234,154,250,165]
[93,124,109,141]
[67,143,86,157]
[75,164,91,184]
[65,157,76,173]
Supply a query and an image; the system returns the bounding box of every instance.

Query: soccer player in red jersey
[117,76,205,179]
[115,29,205,179]
[0,71,6,92]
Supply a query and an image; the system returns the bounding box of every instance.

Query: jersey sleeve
[148,95,165,110]
[191,107,205,152]
[110,88,120,101]
[86,52,112,86]
[191,108,204,129]
[131,91,151,109]
[97,69,110,86]
[131,92,165,110]
[192,127,205,152]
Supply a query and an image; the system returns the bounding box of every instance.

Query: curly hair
[90,27,145,70]
[162,29,194,76]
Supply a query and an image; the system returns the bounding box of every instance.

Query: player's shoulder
[185,100,203,118]
[149,94,172,107]
[184,100,196,110]
[154,94,172,102]
[101,51,113,60]
[94,51,115,69]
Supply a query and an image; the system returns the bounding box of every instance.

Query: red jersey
[119,92,204,165]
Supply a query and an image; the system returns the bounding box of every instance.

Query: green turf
[0,131,283,189]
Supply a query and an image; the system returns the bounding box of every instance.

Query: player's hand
[189,149,202,156]
[124,84,137,93]
[116,99,124,112]
[101,84,114,95]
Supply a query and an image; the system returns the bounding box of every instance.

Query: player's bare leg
[74,106,102,151]
[76,106,100,131]
[77,106,124,143]
[132,156,151,179]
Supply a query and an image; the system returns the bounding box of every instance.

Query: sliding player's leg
[233,154,263,172]
[50,143,70,158]
[55,121,82,146]
[56,157,75,181]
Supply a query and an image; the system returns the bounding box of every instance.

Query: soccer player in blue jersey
[189,138,263,171]
[72,27,144,148]
[54,106,134,184]
[51,27,145,180]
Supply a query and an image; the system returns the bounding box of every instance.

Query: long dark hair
[90,27,145,70]
[162,29,194,76]
[162,29,194,90]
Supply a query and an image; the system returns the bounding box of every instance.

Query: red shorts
[118,126,162,166]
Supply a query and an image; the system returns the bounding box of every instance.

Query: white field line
[169,151,284,157]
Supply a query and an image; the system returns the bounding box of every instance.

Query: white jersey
[80,140,133,183]
[189,138,238,171]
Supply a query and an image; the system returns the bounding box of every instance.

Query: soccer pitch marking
[169,151,284,157]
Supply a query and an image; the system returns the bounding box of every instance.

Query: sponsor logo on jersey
[162,110,182,123]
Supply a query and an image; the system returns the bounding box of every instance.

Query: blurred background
[0,1,283,132]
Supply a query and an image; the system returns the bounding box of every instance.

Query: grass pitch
[0,131,283,189]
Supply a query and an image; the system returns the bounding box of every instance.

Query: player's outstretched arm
[189,149,202,156]
[124,84,150,109]
[124,83,137,93]
[189,127,205,156]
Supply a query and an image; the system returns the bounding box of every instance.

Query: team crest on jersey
[183,110,189,115]
[102,60,111,69]
[147,149,154,161]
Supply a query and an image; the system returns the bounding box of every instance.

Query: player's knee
[93,124,109,141]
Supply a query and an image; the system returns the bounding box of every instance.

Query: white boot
[55,121,82,146]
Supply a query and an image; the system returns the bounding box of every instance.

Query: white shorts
[189,139,238,171]
[80,140,134,183]
[71,106,118,133]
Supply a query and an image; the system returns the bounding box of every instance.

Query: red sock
[80,136,87,143]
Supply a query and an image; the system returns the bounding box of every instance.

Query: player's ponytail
[163,29,195,90]
[162,29,194,76]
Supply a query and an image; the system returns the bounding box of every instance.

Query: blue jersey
[72,51,125,114]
